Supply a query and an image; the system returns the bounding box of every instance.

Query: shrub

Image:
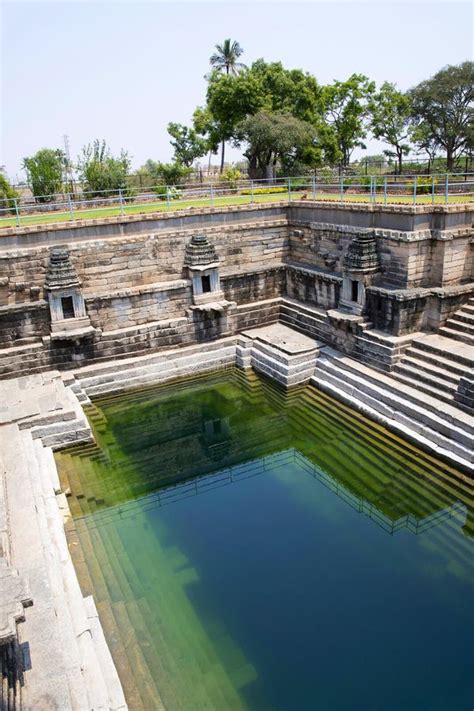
[0,172,19,214]
[407,177,437,195]
[219,166,241,189]
[343,176,372,192]
[240,186,287,195]
[153,185,180,200]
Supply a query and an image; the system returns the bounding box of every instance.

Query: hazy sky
[1,0,472,181]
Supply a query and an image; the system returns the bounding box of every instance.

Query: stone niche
[45,247,95,340]
[184,234,230,313]
[338,232,381,316]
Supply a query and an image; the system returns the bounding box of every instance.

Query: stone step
[403,346,468,375]
[454,310,474,325]
[16,434,92,709]
[300,386,466,499]
[361,329,420,349]
[85,359,235,399]
[392,361,458,394]
[438,326,474,345]
[390,371,455,403]
[445,317,474,335]
[334,353,474,439]
[79,348,236,397]
[303,387,474,502]
[313,356,474,465]
[410,335,474,368]
[394,356,461,386]
[312,364,473,474]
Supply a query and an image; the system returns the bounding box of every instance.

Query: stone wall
[285,264,341,309]
[0,219,288,306]
[0,202,472,378]
[366,283,474,336]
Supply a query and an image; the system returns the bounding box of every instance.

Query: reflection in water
[57,368,474,711]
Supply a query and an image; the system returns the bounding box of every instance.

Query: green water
[57,369,474,711]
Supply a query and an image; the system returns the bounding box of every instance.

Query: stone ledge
[0,558,33,644]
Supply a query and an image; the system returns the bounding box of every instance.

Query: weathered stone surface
[0,558,32,644]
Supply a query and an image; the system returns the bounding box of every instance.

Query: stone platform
[237,323,321,387]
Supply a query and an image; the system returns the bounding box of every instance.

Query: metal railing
[1,172,473,229]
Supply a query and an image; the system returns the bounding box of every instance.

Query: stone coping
[0,216,288,255]
[291,221,473,243]
[1,199,472,240]
[367,282,474,300]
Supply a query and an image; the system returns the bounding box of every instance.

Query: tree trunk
[220,139,225,173]
[397,148,403,175]
[446,147,454,172]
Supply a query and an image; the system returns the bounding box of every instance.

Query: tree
[410,122,439,172]
[206,69,263,173]
[249,60,322,122]
[370,82,412,174]
[78,140,131,197]
[167,123,208,167]
[209,39,246,171]
[23,148,65,202]
[210,39,246,76]
[235,111,318,178]
[323,74,375,168]
[142,160,192,186]
[204,60,325,173]
[0,170,18,213]
[192,106,222,169]
[409,61,474,171]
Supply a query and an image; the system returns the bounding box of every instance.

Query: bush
[407,177,437,195]
[240,186,287,195]
[153,185,181,201]
[0,172,19,214]
[144,161,192,187]
[78,140,130,199]
[343,176,372,192]
[219,166,241,189]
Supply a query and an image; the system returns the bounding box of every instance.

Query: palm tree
[210,39,246,76]
[210,39,246,171]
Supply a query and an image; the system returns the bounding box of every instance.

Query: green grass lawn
[0,190,472,230]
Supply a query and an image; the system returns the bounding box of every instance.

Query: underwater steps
[67,503,253,711]
[290,389,474,557]
[312,348,474,474]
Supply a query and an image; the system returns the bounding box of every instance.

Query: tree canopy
[78,140,131,197]
[409,61,474,170]
[323,74,375,167]
[210,39,246,76]
[23,148,65,201]
[167,123,208,167]
[235,111,319,178]
[370,82,412,172]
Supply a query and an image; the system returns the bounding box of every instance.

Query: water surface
[57,369,474,711]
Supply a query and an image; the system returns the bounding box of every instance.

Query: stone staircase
[70,338,238,399]
[439,297,474,345]
[0,426,127,710]
[312,347,474,475]
[390,299,474,412]
[392,334,473,405]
